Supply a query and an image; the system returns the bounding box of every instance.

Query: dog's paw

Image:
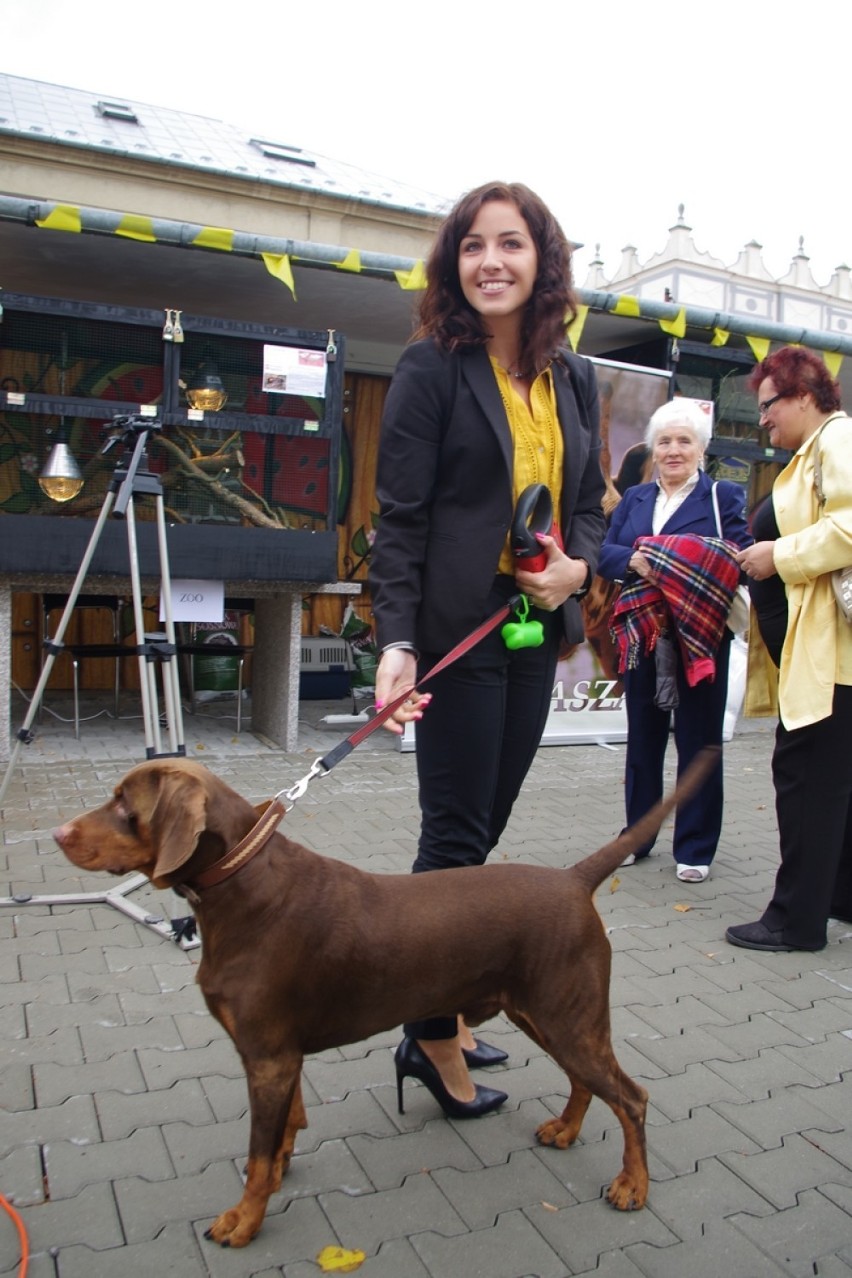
[606,1172,647,1211]
[535,1117,580,1149]
[204,1206,262,1248]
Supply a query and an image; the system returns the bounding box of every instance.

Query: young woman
[369,182,606,1117]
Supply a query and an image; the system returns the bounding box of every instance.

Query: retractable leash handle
[510,483,562,573]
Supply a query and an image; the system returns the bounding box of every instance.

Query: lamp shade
[185,360,227,412]
[39,424,84,502]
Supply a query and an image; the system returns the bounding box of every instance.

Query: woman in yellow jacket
[728,346,852,952]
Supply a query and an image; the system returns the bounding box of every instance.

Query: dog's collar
[177,798,286,902]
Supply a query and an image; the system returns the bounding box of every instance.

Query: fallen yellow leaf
[674,903,692,913]
[316,1246,367,1273]
[609,875,621,892]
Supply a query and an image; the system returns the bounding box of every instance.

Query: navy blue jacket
[598,471,752,584]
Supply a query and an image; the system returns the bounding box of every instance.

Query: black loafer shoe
[462,1039,509,1068]
[725,921,823,952]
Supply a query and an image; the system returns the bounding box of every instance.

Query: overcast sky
[3,0,850,287]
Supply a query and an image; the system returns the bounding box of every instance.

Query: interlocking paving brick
[44,1124,175,1198]
[704,1044,828,1098]
[619,1217,792,1277]
[648,1105,762,1175]
[16,1181,125,1253]
[644,1155,775,1240]
[113,1160,246,1244]
[96,1076,214,1140]
[51,1223,211,1278]
[713,1090,845,1147]
[0,1142,44,1207]
[530,1194,679,1273]
[34,1051,147,1106]
[3,1092,98,1151]
[320,1172,467,1256]
[413,1207,570,1278]
[720,1133,852,1209]
[733,1187,852,1277]
[433,1147,576,1228]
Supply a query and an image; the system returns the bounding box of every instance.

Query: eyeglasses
[757,393,785,418]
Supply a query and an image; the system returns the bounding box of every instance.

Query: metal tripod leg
[123,491,185,758]
[0,878,200,950]
[0,489,118,806]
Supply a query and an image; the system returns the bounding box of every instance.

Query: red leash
[281,595,522,803]
[172,595,523,901]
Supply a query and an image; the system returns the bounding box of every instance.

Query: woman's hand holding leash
[374,648,431,735]
[515,533,587,611]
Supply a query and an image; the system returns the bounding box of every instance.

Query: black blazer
[370,338,606,654]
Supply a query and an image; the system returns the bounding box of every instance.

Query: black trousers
[762,683,852,948]
[405,578,561,1041]
[622,630,731,866]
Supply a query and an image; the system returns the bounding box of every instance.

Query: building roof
[0,72,451,218]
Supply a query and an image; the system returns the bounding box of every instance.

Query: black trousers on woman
[622,630,731,867]
[762,683,852,949]
[404,576,561,1042]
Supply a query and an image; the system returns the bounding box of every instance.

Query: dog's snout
[53,823,70,849]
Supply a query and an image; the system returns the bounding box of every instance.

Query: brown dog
[52,753,713,1247]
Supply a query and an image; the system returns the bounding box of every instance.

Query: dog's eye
[115,800,137,828]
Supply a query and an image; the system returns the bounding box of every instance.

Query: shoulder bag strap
[710,481,723,537]
[812,412,847,507]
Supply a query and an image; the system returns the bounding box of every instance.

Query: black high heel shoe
[394,1037,507,1119]
[462,1038,509,1068]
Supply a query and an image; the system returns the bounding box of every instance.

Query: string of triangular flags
[31,203,844,374]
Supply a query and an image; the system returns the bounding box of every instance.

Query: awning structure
[2,194,850,375]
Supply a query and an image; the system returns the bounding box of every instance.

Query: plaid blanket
[610,534,740,687]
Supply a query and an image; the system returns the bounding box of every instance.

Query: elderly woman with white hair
[598,398,752,881]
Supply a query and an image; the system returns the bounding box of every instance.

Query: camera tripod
[1,414,186,808]
[0,415,195,943]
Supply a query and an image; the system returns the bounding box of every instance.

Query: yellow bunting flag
[823,350,843,380]
[746,335,771,363]
[658,307,686,338]
[711,327,730,347]
[115,214,156,243]
[335,249,362,273]
[34,204,82,233]
[611,294,641,318]
[394,260,428,291]
[262,252,296,299]
[192,226,235,252]
[566,305,589,351]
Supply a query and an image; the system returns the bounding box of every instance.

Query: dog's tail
[569,746,721,894]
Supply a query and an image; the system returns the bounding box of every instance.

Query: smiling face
[651,421,704,493]
[756,377,810,451]
[457,199,538,331]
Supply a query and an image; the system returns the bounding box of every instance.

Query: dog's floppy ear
[145,770,208,885]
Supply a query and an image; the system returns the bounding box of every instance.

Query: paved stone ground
[1,694,851,1277]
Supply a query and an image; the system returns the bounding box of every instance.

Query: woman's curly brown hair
[748,345,841,413]
[414,181,578,379]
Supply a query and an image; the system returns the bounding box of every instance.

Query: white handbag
[711,482,750,635]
